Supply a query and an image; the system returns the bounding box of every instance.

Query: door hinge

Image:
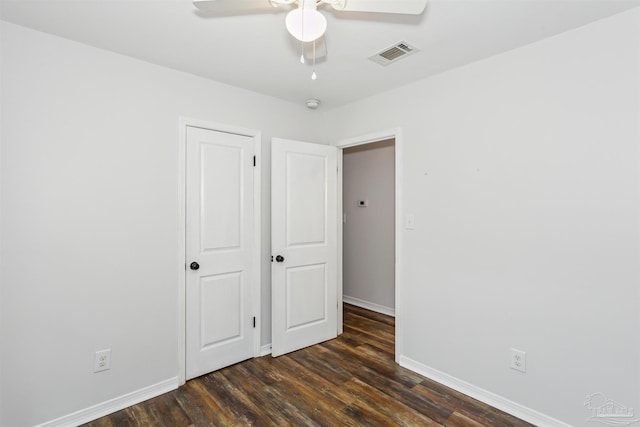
[253,316,256,328]
[253,155,256,167]
[271,255,273,262]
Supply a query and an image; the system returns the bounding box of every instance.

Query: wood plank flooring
[83,304,534,427]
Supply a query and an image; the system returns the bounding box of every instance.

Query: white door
[271,138,338,357]
[185,126,256,380]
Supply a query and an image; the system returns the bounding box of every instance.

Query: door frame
[335,127,403,363]
[177,117,262,385]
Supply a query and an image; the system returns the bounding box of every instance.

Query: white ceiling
[1,0,638,109]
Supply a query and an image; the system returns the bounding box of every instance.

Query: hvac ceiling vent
[369,41,418,66]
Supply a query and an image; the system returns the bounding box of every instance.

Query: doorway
[342,139,396,317]
[336,128,403,362]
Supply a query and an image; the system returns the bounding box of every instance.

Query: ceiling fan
[193,0,428,43]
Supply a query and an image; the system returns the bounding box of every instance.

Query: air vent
[369,41,418,66]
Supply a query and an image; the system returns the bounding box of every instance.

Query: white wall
[0,22,322,426]
[2,7,639,427]
[343,139,395,312]
[0,25,4,422]
[326,9,640,427]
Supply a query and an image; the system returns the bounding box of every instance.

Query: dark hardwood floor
[83,304,533,426]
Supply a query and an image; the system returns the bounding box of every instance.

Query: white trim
[395,129,403,365]
[336,128,401,148]
[336,150,344,334]
[335,127,403,363]
[177,118,187,385]
[178,117,262,385]
[259,344,272,356]
[343,295,395,317]
[34,377,179,427]
[399,356,572,427]
[251,129,262,363]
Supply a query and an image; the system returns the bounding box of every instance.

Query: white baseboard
[343,295,395,317]
[35,377,180,427]
[399,356,571,427]
[259,344,272,356]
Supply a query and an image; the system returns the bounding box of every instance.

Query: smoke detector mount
[306,98,321,109]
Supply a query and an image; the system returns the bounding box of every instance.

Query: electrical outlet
[510,348,526,372]
[94,349,111,373]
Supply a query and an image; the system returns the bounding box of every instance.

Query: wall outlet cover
[510,348,526,373]
[94,349,111,373]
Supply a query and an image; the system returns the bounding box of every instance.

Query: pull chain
[299,1,305,63]
[311,39,317,80]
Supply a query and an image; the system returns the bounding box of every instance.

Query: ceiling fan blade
[193,0,275,13]
[329,0,427,15]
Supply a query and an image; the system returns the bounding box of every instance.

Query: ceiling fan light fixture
[285,4,327,42]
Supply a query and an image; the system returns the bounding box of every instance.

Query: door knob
[275,255,285,263]
[190,262,200,270]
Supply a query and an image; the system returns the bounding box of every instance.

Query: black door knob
[190,262,200,270]
[275,255,285,263]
